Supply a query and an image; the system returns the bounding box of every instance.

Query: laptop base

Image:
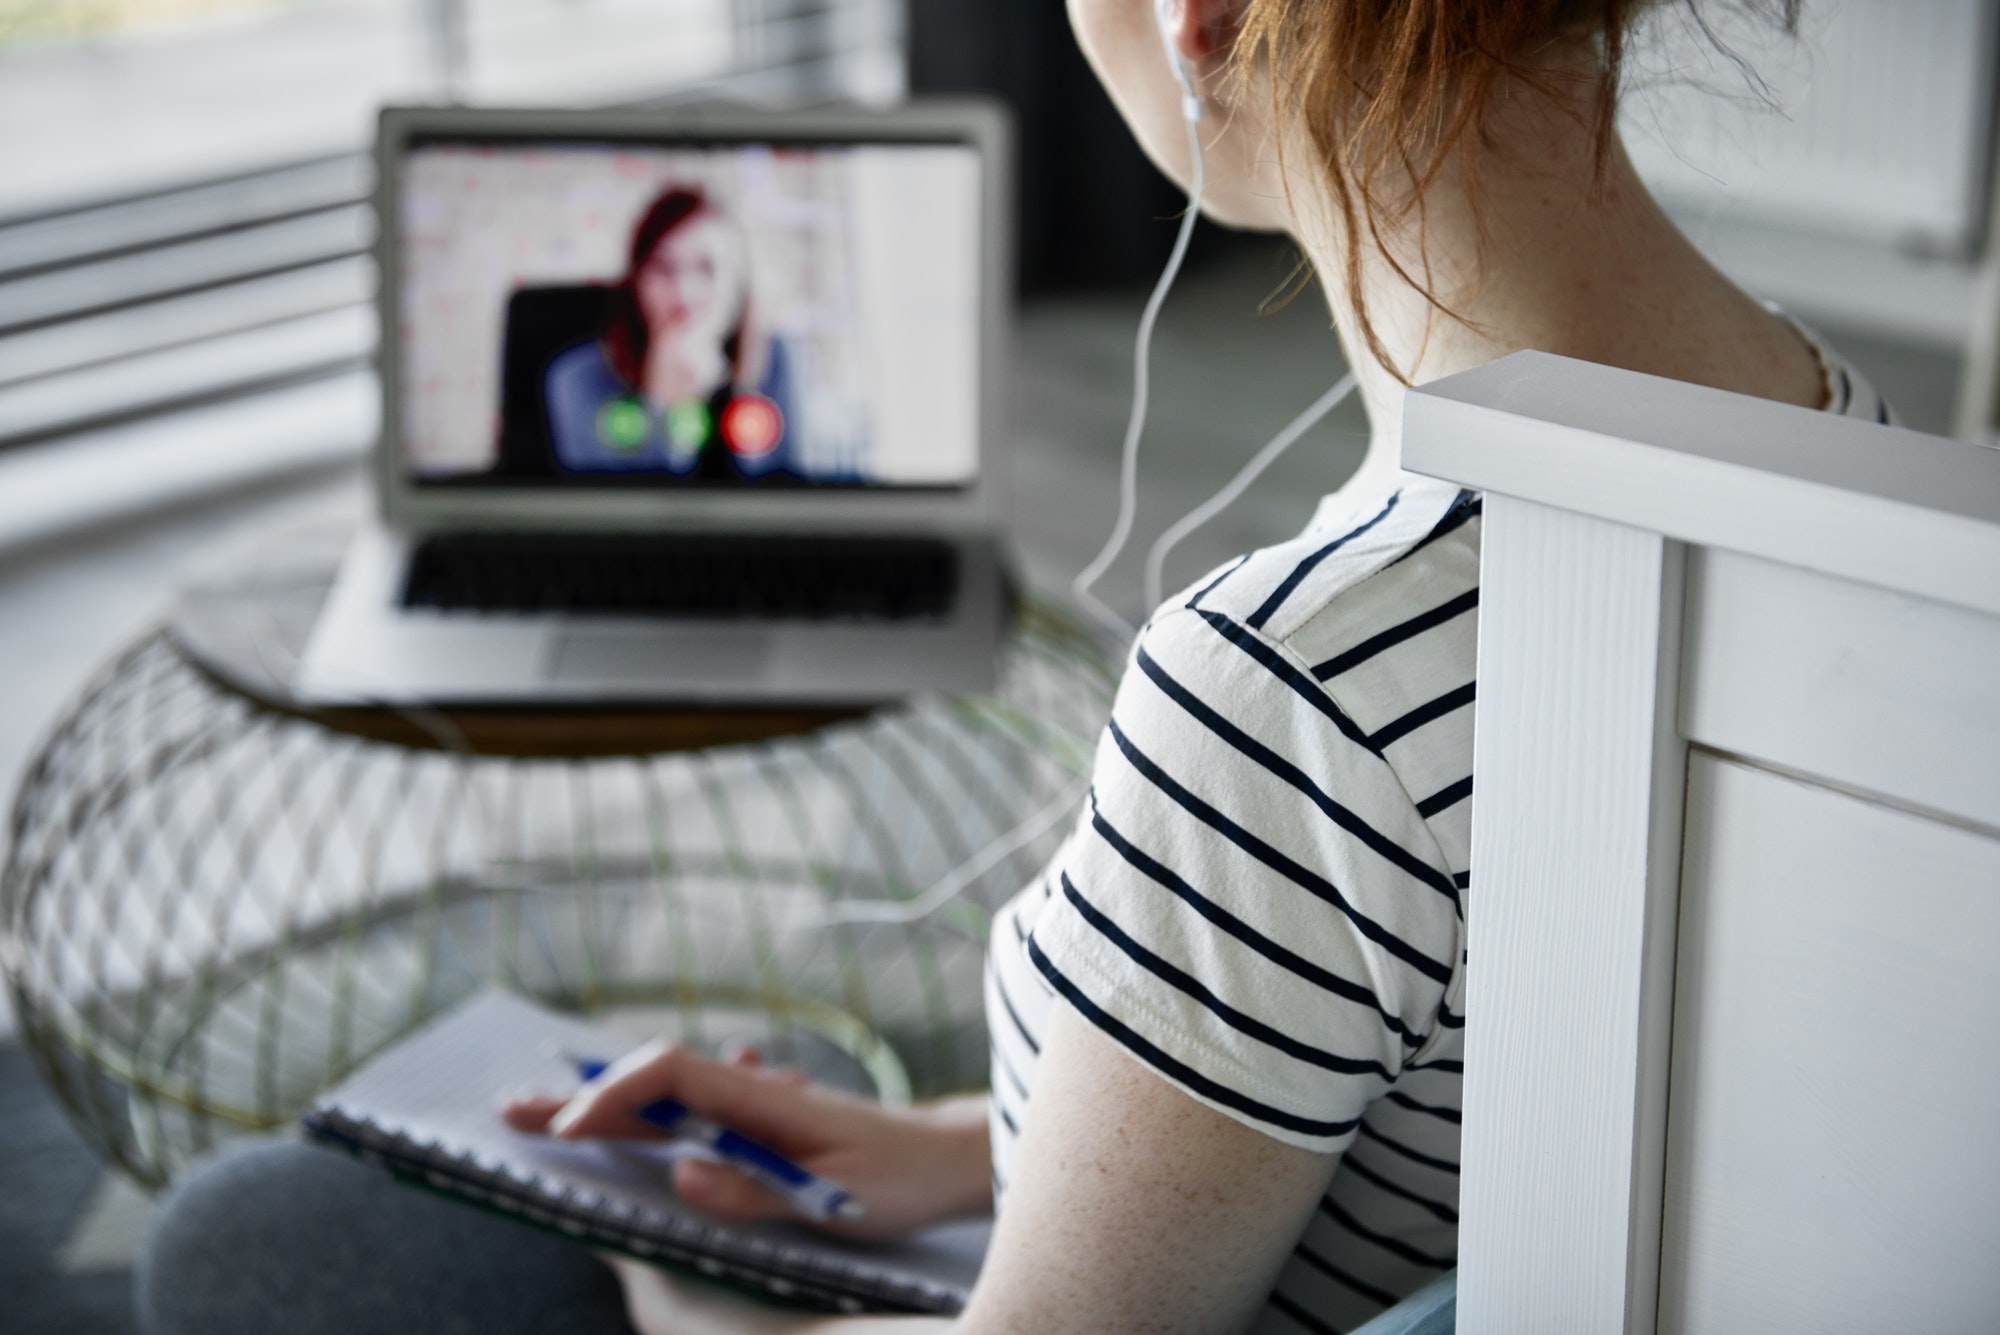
[296,524,1008,707]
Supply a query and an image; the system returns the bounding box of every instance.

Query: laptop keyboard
[401,532,960,620]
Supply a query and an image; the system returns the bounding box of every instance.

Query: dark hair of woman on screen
[139,3,1892,1335]
[541,185,798,482]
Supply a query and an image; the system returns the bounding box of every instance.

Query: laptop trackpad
[550,628,771,685]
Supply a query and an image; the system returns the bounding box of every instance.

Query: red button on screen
[720,394,784,459]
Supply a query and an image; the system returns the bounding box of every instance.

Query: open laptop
[298,101,1012,706]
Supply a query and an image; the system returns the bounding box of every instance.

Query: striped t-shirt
[985,352,1891,1332]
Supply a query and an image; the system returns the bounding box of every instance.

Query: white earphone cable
[796,775,1088,927]
[1068,106,1208,647]
[1142,371,1356,610]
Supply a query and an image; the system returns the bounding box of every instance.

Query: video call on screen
[397,138,983,491]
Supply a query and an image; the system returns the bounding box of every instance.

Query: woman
[544,185,797,479]
[141,1,1889,1332]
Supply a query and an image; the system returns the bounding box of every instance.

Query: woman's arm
[957,1002,1339,1332]
[604,1001,1340,1335]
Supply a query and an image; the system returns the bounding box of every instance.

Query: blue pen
[565,1054,863,1222]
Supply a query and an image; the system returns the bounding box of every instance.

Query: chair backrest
[496,284,616,477]
[1404,351,2000,1335]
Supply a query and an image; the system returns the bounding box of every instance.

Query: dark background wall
[906,0,1195,292]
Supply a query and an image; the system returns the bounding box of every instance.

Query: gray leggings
[137,1140,1455,1335]
[136,1140,635,1335]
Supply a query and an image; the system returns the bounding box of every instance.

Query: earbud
[1154,0,1205,123]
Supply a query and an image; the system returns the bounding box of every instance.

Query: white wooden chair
[1403,352,2000,1334]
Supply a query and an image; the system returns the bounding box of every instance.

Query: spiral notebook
[300,990,991,1315]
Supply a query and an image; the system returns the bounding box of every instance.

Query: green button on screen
[597,397,650,451]
[665,399,712,456]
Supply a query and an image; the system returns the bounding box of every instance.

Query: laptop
[298,101,1012,706]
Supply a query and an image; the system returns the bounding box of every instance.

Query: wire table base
[3,587,1113,1190]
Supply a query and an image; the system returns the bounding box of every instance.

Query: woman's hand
[501,1045,991,1242]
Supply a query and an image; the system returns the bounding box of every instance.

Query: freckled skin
[968,1008,1331,1333]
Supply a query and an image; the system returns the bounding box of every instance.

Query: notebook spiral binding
[300,1107,964,1315]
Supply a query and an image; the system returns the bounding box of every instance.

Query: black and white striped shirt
[986,348,1891,1332]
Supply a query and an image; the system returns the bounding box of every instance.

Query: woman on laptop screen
[144,1,1890,1333]
[541,185,801,480]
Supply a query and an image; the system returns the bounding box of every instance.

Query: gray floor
[0,233,1966,1334]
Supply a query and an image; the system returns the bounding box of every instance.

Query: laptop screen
[396,136,982,492]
